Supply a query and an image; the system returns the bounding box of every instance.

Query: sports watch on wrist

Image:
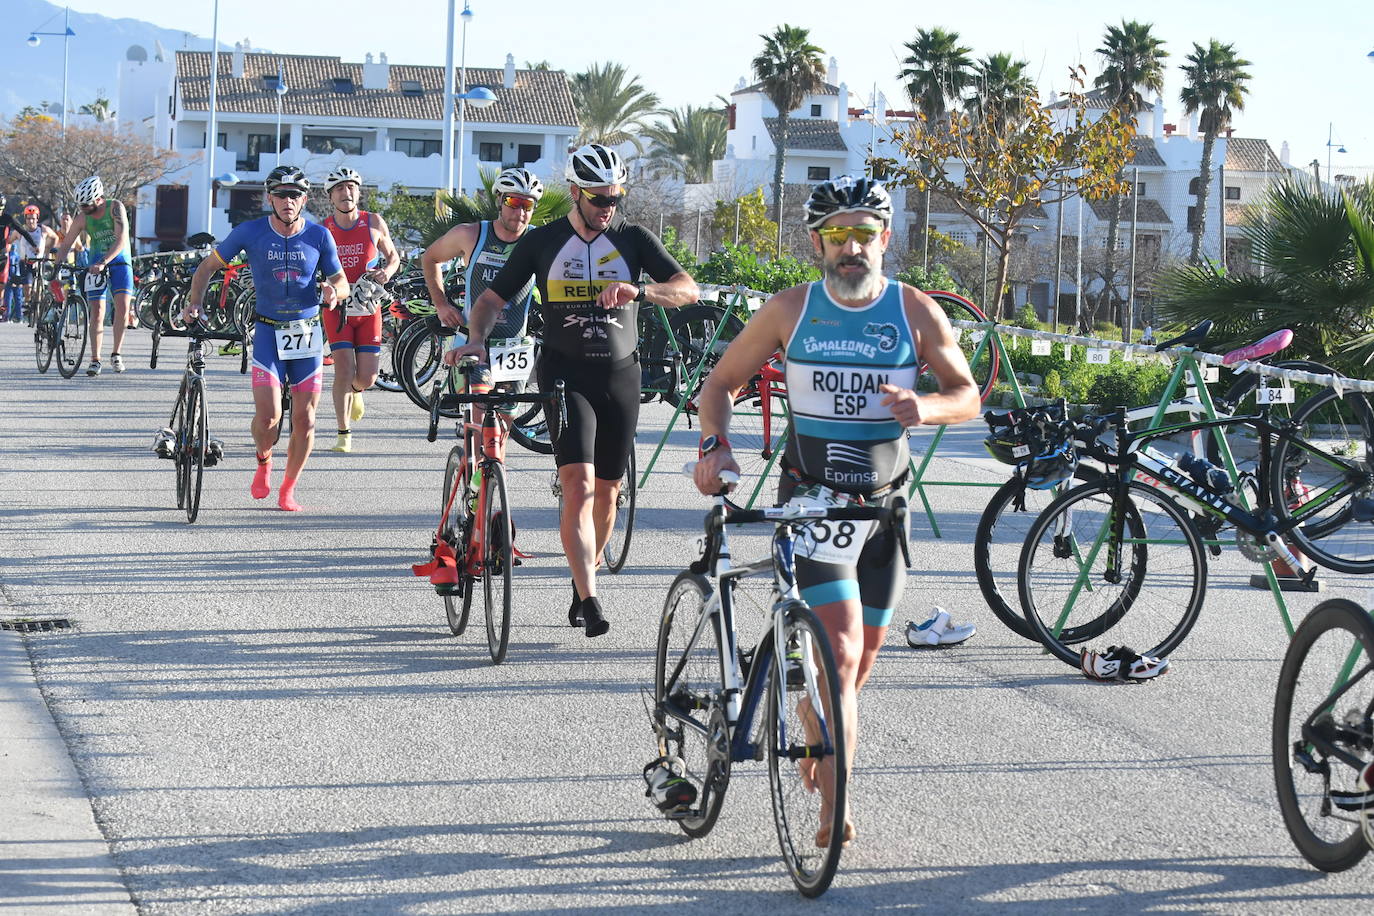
[634,280,648,302]
[699,434,731,457]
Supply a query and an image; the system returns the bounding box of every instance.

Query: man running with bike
[181,165,349,511]
[452,145,699,637]
[50,176,133,376]
[321,167,401,452]
[691,176,980,845]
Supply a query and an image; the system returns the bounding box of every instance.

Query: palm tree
[898,27,974,125]
[967,53,1036,131]
[1180,39,1251,264]
[79,94,115,122]
[1155,179,1374,374]
[643,106,727,184]
[422,167,572,246]
[1095,20,1168,325]
[570,62,660,154]
[752,24,826,224]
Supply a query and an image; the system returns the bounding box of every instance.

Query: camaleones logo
[863,322,900,353]
[801,335,877,360]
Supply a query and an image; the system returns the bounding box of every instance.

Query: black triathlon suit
[487,216,683,479]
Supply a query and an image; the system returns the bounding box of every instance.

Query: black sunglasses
[579,187,626,208]
[271,189,305,200]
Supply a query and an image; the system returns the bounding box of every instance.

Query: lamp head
[463,86,497,109]
[27,35,40,47]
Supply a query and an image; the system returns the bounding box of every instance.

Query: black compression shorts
[539,350,639,480]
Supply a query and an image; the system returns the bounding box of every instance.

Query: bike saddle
[1154,320,1213,352]
[186,232,218,248]
[1222,329,1293,366]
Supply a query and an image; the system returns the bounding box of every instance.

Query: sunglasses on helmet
[815,225,881,245]
[579,187,626,208]
[502,195,536,211]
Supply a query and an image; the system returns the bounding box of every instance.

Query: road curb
[0,629,138,914]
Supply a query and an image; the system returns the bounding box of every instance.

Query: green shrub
[1012,303,1044,330]
[895,264,970,298]
[694,243,820,293]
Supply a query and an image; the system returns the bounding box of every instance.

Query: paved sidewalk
[0,629,137,914]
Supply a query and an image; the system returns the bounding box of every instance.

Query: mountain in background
[1,0,235,120]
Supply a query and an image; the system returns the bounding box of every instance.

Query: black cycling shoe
[568,579,583,627]
[580,597,609,638]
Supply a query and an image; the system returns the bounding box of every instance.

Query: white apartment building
[117,43,578,249]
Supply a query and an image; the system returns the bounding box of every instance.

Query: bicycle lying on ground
[415,358,562,664]
[152,321,225,523]
[1273,596,1374,872]
[649,468,906,896]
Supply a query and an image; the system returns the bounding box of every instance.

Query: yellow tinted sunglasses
[815,225,881,245]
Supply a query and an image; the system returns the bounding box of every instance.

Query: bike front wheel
[34,311,55,373]
[1273,597,1374,872]
[766,600,847,897]
[482,462,514,664]
[603,445,636,572]
[1019,479,1207,668]
[184,378,208,523]
[653,571,728,839]
[441,445,473,637]
[56,294,89,378]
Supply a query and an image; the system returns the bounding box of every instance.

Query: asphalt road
[2,320,1372,914]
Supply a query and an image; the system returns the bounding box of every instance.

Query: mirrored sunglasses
[502,195,536,211]
[815,225,881,245]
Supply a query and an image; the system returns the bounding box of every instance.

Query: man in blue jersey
[690,176,980,845]
[181,166,349,511]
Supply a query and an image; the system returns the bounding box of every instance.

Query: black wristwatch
[699,434,731,457]
[634,280,648,302]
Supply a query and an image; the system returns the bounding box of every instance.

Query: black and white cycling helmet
[325,167,363,192]
[804,175,892,228]
[1023,443,1078,490]
[74,176,105,206]
[494,167,544,200]
[565,143,628,187]
[265,165,311,193]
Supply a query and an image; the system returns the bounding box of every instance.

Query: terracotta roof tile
[175,51,578,127]
[1130,137,1166,167]
[1224,137,1284,173]
[1089,197,1171,224]
[763,117,847,151]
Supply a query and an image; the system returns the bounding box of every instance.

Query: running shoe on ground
[152,427,175,459]
[110,353,124,373]
[906,608,976,647]
[1080,645,1170,682]
[643,757,697,815]
[323,354,334,366]
[330,432,352,453]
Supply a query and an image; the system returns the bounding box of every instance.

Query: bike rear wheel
[1273,597,1374,872]
[441,445,474,636]
[184,378,208,523]
[1271,387,1374,575]
[653,571,728,838]
[923,291,999,403]
[34,309,55,373]
[397,318,444,411]
[766,600,847,897]
[1019,479,1207,667]
[657,305,744,407]
[603,445,636,572]
[482,462,514,664]
[171,384,189,510]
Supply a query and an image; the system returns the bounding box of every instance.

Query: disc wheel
[653,571,728,838]
[482,462,514,665]
[602,444,636,572]
[766,600,847,897]
[1273,597,1374,872]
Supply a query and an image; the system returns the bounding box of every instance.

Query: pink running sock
[278,477,302,512]
[251,455,272,500]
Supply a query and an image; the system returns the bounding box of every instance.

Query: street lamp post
[26,6,76,135]
[275,64,289,169]
[1326,122,1347,188]
[455,86,496,197]
[205,0,221,234]
[454,1,476,197]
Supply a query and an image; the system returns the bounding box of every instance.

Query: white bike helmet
[493,167,544,200]
[565,143,628,188]
[74,176,104,206]
[803,175,893,228]
[325,167,363,192]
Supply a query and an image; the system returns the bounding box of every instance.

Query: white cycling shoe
[1079,645,1170,682]
[906,608,976,648]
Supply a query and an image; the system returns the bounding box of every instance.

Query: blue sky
[80,0,1372,179]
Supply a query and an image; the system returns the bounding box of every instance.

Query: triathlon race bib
[787,488,874,566]
[84,271,108,294]
[275,317,323,360]
[489,336,535,383]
